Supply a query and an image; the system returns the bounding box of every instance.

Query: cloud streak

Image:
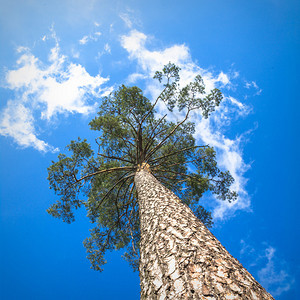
[79,31,101,45]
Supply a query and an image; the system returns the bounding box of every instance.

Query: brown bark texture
[135,169,274,300]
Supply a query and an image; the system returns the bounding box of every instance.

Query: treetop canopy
[47,63,237,271]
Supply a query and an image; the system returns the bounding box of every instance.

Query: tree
[47,64,274,299]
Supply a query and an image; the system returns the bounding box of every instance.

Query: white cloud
[0,101,57,152]
[240,239,255,256]
[104,43,111,54]
[257,246,294,296]
[240,241,294,297]
[121,30,147,55]
[79,35,89,45]
[217,71,230,86]
[126,73,147,84]
[228,96,246,111]
[194,119,251,219]
[6,46,109,119]
[0,32,111,152]
[121,29,252,219]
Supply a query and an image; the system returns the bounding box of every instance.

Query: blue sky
[0,0,299,299]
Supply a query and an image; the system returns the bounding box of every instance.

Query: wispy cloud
[121,29,252,219]
[240,240,294,297]
[258,246,294,296]
[119,13,133,28]
[78,22,102,45]
[96,43,112,59]
[119,8,140,29]
[104,43,111,54]
[0,29,111,152]
[240,239,255,256]
[79,31,102,45]
[79,35,89,45]
[245,80,262,96]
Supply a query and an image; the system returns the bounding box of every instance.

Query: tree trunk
[135,169,274,300]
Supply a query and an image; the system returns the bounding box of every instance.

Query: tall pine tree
[48,64,273,299]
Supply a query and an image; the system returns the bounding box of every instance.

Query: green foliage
[47,63,237,272]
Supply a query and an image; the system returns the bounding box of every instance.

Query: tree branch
[144,114,168,155]
[98,153,133,164]
[149,145,207,164]
[121,114,138,137]
[95,172,135,210]
[76,166,134,184]
[145,109,191,161]
[139,85,168,125]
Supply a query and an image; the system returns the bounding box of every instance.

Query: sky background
[0,0,299,299]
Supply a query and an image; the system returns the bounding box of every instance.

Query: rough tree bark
[135,168,274,300]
